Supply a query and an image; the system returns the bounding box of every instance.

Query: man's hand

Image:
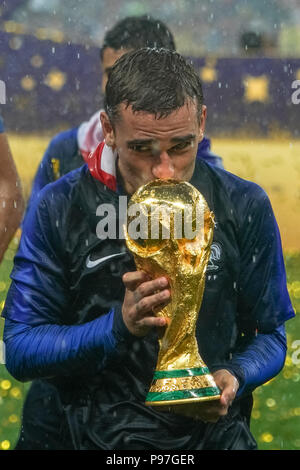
[168,369,239,423]
[122,271,171,337]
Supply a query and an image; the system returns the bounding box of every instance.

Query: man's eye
[172,141,191,151]
[129,145,151,153]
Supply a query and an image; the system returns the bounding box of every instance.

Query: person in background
[27,15,223,212]
[0,116,24,262]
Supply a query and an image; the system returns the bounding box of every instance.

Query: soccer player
[0,116,24,262]
[27,15,223,211]
[2,49,294,450]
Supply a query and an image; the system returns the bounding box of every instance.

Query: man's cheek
[178,159,195,180]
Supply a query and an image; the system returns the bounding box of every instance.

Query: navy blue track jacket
[2,157,294,450]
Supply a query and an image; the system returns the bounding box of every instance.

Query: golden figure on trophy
[125,179,220,408]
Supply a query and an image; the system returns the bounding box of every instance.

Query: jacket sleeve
[236,186,294,333]
[2,183,135,382]
[211,325,287,397]
[212,186,294,395]
[3,306,133,382]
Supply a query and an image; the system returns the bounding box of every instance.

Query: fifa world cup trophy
[125,179,220,409]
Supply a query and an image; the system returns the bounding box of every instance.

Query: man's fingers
[123,271,168,292]
[220,385,236,407]
[213,369,239,408]
[135,288,170,317]
[122,271,170,337]
[136,313,167,330]
[135,276,168,300]
[122,271,151,290]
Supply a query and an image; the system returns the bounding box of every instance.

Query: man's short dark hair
[100,15,176,60]
[104,48,204,126]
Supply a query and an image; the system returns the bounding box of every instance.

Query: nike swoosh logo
[86,252,126,269]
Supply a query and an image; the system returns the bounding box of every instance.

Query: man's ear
[100,111,116,148]
[198,105,207,142]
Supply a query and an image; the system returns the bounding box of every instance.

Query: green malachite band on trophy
[153,367,210,380]
[146,387,220,403]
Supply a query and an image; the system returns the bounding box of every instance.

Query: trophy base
[145,367,221,407]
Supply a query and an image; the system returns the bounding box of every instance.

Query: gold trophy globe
[125,179,220,408]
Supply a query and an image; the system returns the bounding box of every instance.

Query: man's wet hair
[100,15,176,60]
[104,48,204,125]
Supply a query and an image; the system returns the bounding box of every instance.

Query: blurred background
[0,0,299,451]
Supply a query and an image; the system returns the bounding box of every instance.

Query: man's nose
[152,152,175,179]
